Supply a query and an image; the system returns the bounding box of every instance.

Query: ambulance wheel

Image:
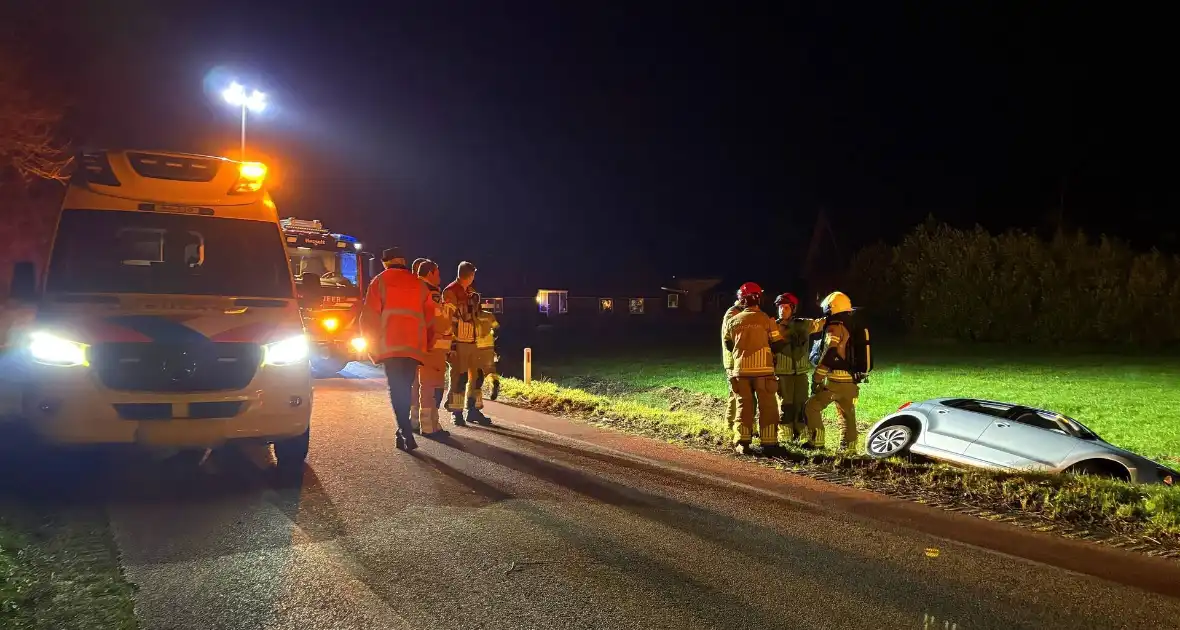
[273,428,310,477]
[311,357,348,378]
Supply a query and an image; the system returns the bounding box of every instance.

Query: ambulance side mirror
[9,261,38,302]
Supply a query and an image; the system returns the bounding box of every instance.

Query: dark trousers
[383,357,421,436]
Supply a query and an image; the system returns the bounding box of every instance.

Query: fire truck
[282,218,369,377]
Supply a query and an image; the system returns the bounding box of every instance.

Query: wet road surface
[83,371,1180,629]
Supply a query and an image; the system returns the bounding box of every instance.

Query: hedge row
[846,221,1180,344]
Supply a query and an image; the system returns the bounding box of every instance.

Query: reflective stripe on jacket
[426,281,453,351]
[723,307,784,378]
[774,318,824,375]
[443,281,477,343]
[814,319,854,382]
[360,266,434,362]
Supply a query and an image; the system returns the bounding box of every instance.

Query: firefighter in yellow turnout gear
[720,298,744,436]
[773,293,825,441]
[413,260,451,438]
[474,302,500,406]
[723,282,788,455]
[443,261,491,426]
[804,291,859,449]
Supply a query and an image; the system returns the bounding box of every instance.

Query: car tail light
[898,401,913,410]
[229,161,267,194]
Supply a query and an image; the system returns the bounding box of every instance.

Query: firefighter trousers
[803,381,859,449]
[777,373,810,441]
[729,375,779,446]
[417,352,447,434]
[725,387,738,434]
[446,343,481,413]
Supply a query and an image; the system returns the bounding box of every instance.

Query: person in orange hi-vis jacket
[360,247,435,451]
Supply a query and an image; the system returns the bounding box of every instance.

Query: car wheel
[867,423,917,459]
[273,428,310,476]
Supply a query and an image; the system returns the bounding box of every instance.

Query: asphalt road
[90,367,1180,630]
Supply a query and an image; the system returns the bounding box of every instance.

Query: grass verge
[521,343,1180,463]
[496,377,1180,550]
[1,502,137,629]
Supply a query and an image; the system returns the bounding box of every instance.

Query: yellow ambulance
[6,149,312,470]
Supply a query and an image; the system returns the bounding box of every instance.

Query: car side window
[1012,411,1068,434]
[944,399,1012,419]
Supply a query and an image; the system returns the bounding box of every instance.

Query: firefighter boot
[735,441,756,456]
[467,399,493,426]
[448,389,468,427]
[489,376,501,401]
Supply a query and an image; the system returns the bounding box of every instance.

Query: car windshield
[46,209,294,299]
[288,248,359,290]
[1051,413,1101,441]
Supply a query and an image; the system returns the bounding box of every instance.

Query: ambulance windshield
[46,209,294,298]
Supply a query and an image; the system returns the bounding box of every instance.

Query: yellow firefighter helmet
[820,291,853,315]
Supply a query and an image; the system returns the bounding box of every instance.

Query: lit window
[536,289,568,315]
[667,293,680,309]
[629,298,645,315]
[599,298,613,313]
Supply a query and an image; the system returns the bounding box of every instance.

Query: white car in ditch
[865,398,1177,485]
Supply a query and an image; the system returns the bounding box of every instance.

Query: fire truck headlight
[320,317,340,332]
[263,335,310,366]
[350,337,367,352]
[28,331,89,367]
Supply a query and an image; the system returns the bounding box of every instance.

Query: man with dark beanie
[360,247,435,451]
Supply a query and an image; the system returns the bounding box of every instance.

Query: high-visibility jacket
[814,315,855,383]
[723,306,785,378]
[774,317,824,375]
[476,311,498,349]
[360,266,435,363]
[443,281,477,343]
[720,302,743,371]
[424,281,453,353]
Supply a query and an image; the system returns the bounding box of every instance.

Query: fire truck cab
[281,218,369,377]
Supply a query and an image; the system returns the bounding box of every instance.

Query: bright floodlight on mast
[222,81,267,160]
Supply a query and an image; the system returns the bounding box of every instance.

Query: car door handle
[937,410,948,414]
[995,422,1010,428]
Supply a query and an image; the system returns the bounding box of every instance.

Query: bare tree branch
[0,51,73,186]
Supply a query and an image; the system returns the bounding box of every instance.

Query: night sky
[7,2,1175,295]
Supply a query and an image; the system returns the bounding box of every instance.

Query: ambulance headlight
[263,335,310,366]
[28,331,89,367]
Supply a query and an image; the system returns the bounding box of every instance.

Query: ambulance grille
[92,343,261,392]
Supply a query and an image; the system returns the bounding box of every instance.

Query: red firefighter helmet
[774,292,799,316]
[736,282,763,307]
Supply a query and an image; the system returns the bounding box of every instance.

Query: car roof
[928,398,1054,413]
